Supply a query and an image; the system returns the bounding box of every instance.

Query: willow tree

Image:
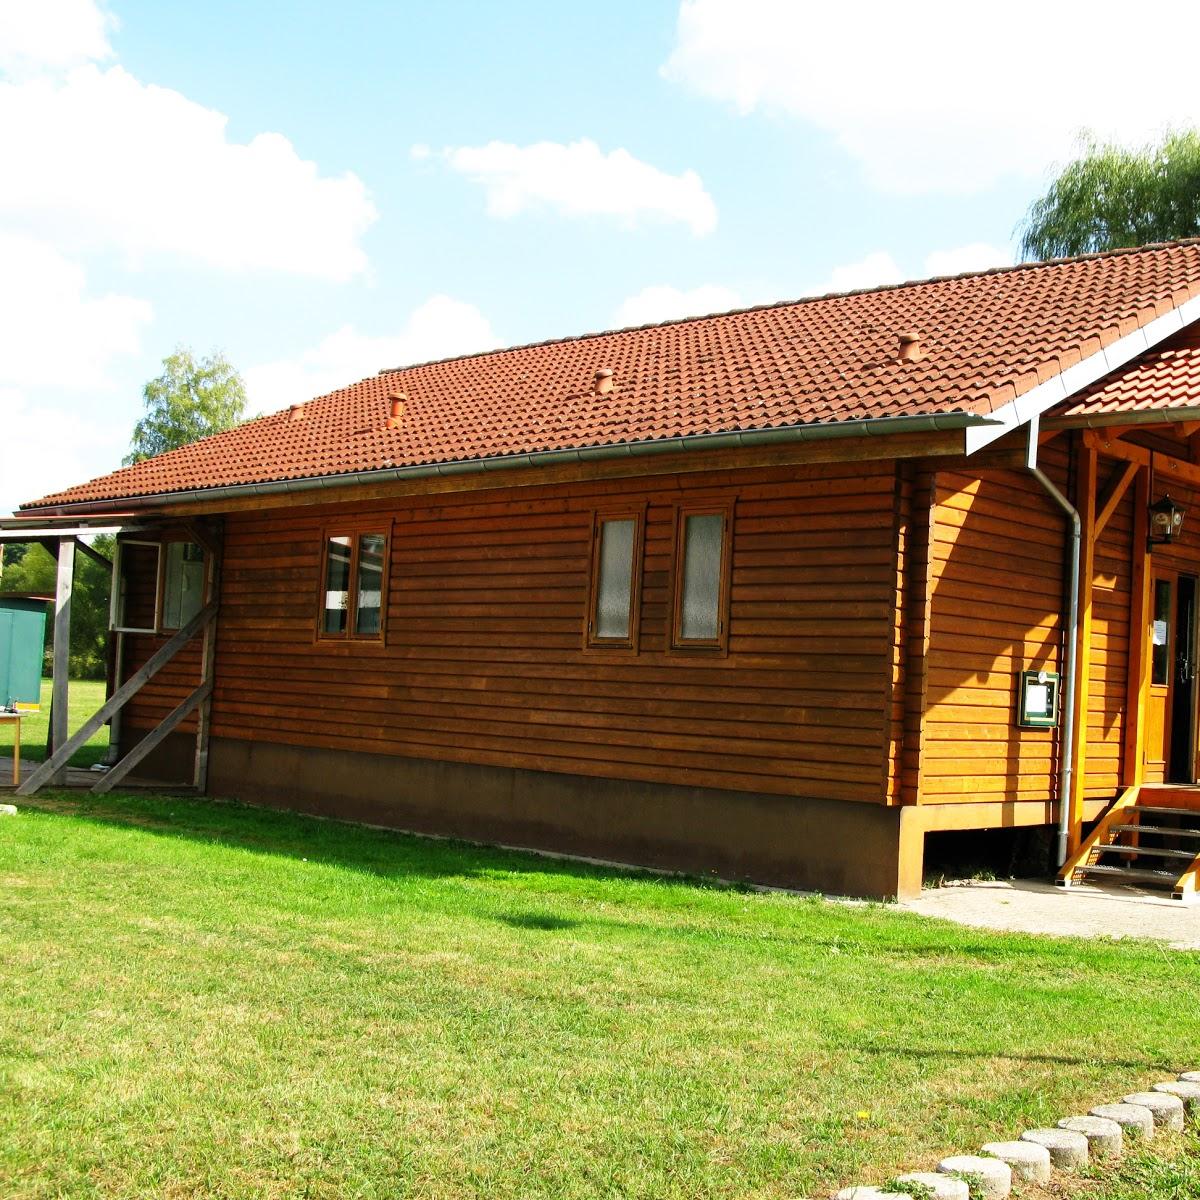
[1019,130,1200,261]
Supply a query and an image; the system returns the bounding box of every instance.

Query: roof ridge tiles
[376,239,1200,378]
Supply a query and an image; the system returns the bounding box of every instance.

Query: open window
[669,502,733,653]
[110,540,162,634]
[318,527,389,641]
[585,509,644,650]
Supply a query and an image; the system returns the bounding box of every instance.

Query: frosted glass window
[594,518,635,639]
[355,533,386,636]
[323,536,352,634]
[679,513,724,641]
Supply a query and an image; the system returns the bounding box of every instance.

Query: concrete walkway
[903,878,1200,950]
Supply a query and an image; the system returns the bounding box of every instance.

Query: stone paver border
[825,1070,1198,1199]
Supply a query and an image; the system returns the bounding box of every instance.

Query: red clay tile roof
[23,240,1200,511]
[1052,322,1200,420]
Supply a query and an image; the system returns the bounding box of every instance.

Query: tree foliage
[125,348,247,465]
[0,536,114,679]
[1019,130,1200,261]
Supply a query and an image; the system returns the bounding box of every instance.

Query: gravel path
[903,878,1200,949]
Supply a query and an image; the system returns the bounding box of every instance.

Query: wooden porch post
[1122,465,1151,787]
[51,536,74,786]
[1068,444,1098,855]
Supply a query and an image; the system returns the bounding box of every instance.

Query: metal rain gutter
[19,410,995,517]
[1023,416,1080,867]
[1043,406,1200,431]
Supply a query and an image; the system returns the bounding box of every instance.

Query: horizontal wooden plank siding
[1085,468,1133,799]
[921,453,1071,805]
[197,463,898,802]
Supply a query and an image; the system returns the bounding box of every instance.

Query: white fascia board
[964,291,1200,455]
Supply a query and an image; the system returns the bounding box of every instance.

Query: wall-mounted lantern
[1148,494,1185,548]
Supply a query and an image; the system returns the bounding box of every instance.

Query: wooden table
[0,712,23,785]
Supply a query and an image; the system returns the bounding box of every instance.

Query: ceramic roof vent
[898,331,923,363]
[288,403,304,421]
[593,368,614,396]
[388,392,407,428]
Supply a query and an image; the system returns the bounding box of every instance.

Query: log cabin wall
[202,460,899,803]
[921,443,1073,807]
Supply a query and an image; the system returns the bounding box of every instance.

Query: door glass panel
[323,536,352,634]
[680,513,724,641]
[594,518,635,639]
[1152,578,1172,686]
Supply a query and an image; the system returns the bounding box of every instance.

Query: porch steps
[1058,787,1200,900]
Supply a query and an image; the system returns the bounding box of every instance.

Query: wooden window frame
[584,507,645,652]
[668,500,734,655]
[315,522,392,643]
[109,538,163,635]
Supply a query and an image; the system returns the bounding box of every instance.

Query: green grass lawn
[0,678,109,770]
[1,793,1199,1199]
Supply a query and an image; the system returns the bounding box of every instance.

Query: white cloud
[0,0,114,75]
[614,283,742,327]
[0,232,152,390]
[0,389,129,516]
[0,65,377,280]
[437,138,717,236]
[663,0,1200,194]
[923,243,1012,278]
[804,244,1013,296]
[821,252,903,294]
[0,230,150,515]
[244,295,500,414]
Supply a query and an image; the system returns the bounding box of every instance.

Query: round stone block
[895,1171,969,1199]
[1059,1115,1123,1157]
[0,804,17,816]
[1020,1128,1089,1169]
[937,1155,1012,1200]
[1090,1103,1155,1141]
[1154,1081,1200,1112]
[1179,1071,1200,1083]
[980,1141,1052,1184]
[833,1188,909,1200]
[1124,1091,1186,1131]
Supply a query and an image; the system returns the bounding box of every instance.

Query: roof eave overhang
[18,410,993,518]
[964,291,1200,454]
[1042,404,1200,431]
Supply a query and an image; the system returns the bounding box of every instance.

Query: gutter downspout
[1024,416,1080,867]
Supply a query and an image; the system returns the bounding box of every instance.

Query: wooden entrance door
[1144,570,1199,783]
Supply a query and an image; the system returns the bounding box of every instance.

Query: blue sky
[2,0,1197,514]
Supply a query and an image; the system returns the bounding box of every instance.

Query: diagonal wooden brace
[91,680,212,795]
[16,602,216,795]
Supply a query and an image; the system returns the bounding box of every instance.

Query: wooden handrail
[1056,783,1141,886]
[17,602,216,795]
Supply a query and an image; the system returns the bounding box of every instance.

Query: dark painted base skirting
[207,737,924,899]
[119,727,196,786]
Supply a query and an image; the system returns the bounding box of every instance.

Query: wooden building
[12,241,1200,899]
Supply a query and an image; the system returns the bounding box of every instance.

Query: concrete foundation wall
[207,737,923,899]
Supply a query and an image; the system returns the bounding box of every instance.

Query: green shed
[0,594,50,710]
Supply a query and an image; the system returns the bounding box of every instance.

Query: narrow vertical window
[671,504,732,652]
[1152,578,1172,686]
[586,511,643,649]
[319,527,390,641]
[354,533,386,636]
[323,536,352,635]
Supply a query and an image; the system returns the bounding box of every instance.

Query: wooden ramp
[1058,785,1200,901]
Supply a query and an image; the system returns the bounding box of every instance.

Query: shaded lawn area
[1,793,1199,1199]
[0,678,109,770]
